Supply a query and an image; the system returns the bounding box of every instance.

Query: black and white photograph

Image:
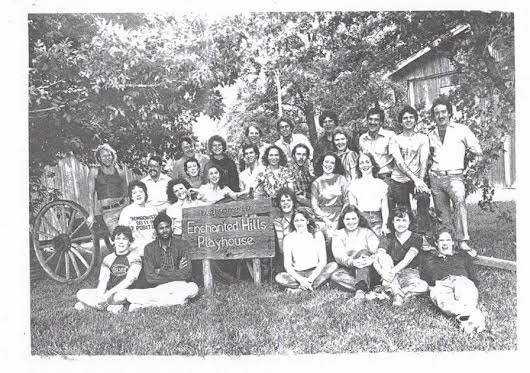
[3,0,524,369]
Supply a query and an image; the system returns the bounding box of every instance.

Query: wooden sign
[183,215,274,260]
[182,199,277,293]
[182,199,274,219]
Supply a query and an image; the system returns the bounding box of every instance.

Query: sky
[193,83,240,142]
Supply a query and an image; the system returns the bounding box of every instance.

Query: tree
[29,13,246,216]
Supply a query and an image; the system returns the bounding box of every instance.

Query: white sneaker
[74,302,85,311]
[107,304,124,314]
[286,288,303,295]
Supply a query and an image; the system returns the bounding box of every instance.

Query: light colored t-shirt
[118,203,158,256]
[359,128,396,175]
[166,199,206,235]
[275,133,314,163]
[198,184,233,204]
[332,227,379,268]
[141,173,171,212]
[283,230,325,271]
[390,133,429,183]
[347,177,388,212]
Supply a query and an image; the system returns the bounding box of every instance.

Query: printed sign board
[182,199,275,260]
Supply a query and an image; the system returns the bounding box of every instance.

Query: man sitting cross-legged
[74,226,142,313]
[125,213,199,311]
[373,206,428,306]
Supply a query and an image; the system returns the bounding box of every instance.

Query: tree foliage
[223,11,514,198]
[29,13,245,215]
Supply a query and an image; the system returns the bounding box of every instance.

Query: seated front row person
[74,226,141,313]
[373,206,428,306]
[125,213,199,311]
[419,227,486,333]
[330,205,379,302]
[275,208,337,293]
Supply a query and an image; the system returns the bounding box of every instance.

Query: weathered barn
[385,24,515,188]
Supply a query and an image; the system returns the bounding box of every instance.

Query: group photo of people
[26,11,516,357]
[78,97,486,334]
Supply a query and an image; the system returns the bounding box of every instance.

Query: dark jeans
[377,172,394,218]
[390,179,431,234]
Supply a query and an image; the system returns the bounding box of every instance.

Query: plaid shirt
[288,162,314,200]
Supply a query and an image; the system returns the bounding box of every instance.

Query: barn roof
[384,24,470,80]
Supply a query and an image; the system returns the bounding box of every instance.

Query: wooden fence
[40,155,142,214]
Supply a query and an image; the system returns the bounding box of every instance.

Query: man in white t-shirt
[142,155,171,213]
[274,116,314,164]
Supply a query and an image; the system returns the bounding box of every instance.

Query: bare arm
[87,168,98,228]
[393,248,419,273]
[381,187,390,235]
[307,232,327,283]
[104,261,141,298]
[331,235,355,268]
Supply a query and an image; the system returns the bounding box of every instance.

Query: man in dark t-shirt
[373,207,428,306]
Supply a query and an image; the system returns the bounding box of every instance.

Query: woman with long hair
[196,164,242,204]
[347,152,390,236]
[333,127,359,182]
[311,152,349,235]
[275,208,337,293]
[330,205,379,302]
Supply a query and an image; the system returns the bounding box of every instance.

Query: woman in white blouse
[196,165,242,204]
[347,152,390,236]
[274,208,337,293]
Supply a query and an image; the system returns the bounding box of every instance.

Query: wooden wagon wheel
[32,200,99,283]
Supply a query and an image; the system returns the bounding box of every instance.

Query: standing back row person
[275,116,314,164]
[202,135,240,193]
[142,155,171,213]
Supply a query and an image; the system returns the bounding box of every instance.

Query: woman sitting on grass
[196,164,242,204]
[275,208,338,294]
[419,227,486,334]
[118,180,158,256]
[373,206,428,306]
[347,152,390,237]
[330,205,379,303]
[74,226,142,313]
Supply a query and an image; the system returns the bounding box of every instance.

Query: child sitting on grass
[74,226,141,313]
[419,227,486,333]
[373,206,428,306]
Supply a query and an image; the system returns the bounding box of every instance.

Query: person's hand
[96,292,110,307]
[381,269,396,283]
[87,214,95,229]
[155,268,161,275]
[179,257,189,269]
[298,277,313,291]
[381,225,391,236]
[324,218,335,231]
[414,178,430,194]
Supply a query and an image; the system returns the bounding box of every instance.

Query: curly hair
[319,110,338,127]
[275,187,298,211]
[153,212,173,231]
[205,164,227,188]
[337,205,373,233]
[184,158,201,176]
[398,105,419,124]
[289,207,318,237]
[166,178,192,204]
[207,135,227,154]
[244,125,263,138]
[111,225,134,242]
[356,151,380,178]
[127,180,148,203]
[262,145,288,167]
[314,151,345,177]
[291,143,311,159]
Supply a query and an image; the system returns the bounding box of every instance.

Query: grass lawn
[30,202,517,355]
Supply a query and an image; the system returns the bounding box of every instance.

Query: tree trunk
[304,104,317,145]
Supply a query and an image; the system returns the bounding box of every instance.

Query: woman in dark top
[202,135,240,192]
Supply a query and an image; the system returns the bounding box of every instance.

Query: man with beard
[126,213,199,311]
[142,155,172,213]
[287,143,314,207]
